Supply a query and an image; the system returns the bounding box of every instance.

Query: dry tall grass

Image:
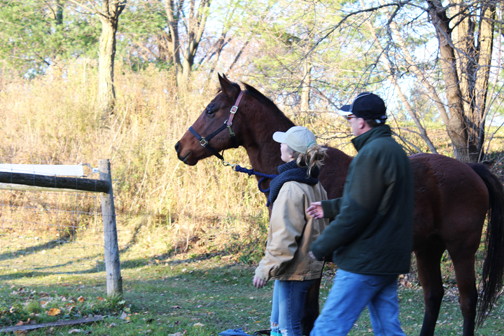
[0,60,503,262]
[0,60,274,260]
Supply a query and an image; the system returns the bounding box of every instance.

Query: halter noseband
[189,91,244,161]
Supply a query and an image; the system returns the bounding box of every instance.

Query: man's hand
[253,275,267,289]
[307,202,324,219]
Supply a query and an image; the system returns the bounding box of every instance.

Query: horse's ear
[218,73,238,97]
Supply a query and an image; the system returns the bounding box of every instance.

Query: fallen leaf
[193,322,204,327]
[47,308,61,316]
[97,297,104,301]
[107,323,116,328]
[77,296,85,303]
[68,329,82,334]
[15,321,23,326]
[171,305,182,309]
[120,311,128,319]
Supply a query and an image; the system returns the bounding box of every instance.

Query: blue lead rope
[233,165,277,193]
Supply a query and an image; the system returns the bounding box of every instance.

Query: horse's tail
[468,163,504,327]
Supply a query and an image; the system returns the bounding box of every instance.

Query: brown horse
[175,74,504,336]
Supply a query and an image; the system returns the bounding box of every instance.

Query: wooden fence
[0,159,122,296]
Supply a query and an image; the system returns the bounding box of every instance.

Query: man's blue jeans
[270,279,316,336]
[310,269,405,336]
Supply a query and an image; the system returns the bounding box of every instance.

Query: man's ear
[358,118,366,129]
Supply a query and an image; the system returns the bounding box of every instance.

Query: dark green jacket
[310,125,414,274]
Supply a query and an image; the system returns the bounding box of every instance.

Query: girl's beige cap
[273,126,317,154]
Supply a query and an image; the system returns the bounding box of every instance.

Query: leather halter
[189,91,244,161]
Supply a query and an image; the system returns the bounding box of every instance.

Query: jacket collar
[351,125,392,152]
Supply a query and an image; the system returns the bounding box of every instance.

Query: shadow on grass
[0,238,76,262]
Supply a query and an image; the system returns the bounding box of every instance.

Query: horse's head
[175,74,244,165]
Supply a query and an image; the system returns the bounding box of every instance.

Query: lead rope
[223,161,277,193]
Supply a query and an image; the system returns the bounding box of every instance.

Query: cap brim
[337,104,352,116]
[272,131,287,143]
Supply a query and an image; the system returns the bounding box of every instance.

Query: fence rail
[0,172,110,193]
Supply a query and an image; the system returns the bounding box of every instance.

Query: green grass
[0,200,503,335]
[1,249,504,335]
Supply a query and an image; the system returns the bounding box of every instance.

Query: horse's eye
[206,104,216,115]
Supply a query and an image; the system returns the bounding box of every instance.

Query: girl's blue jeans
[270,279,316,336]
[310,269,406,336]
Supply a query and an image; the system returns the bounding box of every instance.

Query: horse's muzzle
[175,141,193,164]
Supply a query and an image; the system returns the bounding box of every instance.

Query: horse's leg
[447,244,479,336]
[415,236,446,336]
[301,277,320,335]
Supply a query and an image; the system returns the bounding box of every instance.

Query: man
[306,92,414,336]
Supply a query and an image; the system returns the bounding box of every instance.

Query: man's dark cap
[338,92,387,123]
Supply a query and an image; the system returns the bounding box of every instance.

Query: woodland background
[0,0,504,259]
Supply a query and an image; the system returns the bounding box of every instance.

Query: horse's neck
[244,141,282,175]
[240,105,293,175]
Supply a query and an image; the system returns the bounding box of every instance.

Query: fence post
[99,159,123,296]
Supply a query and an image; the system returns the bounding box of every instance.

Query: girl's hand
[253,275,267,289]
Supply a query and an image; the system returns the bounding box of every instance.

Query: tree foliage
[233,0,377,119]
[304,0,503,162]
[0,0,100,75]
[0,0,503,161]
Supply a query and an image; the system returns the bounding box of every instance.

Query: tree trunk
[426,0,495,162]
[165,0,182,77]
[300,57,311,113]
[98,17,117,116]
[473,3,495,156]
[166,0,210,88]
[97,0,126,117]
[55,0,64,25]
[366,0,438,153]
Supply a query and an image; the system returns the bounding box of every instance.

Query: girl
[253,126,329,336]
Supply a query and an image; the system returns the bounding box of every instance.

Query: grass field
[1,231,504,336]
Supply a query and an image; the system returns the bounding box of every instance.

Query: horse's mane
[242,82,291,121]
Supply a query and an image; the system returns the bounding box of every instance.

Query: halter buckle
[199,138,208,147]
[230,105,238,114]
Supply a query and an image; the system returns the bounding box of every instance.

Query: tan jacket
[255,181,329,281]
